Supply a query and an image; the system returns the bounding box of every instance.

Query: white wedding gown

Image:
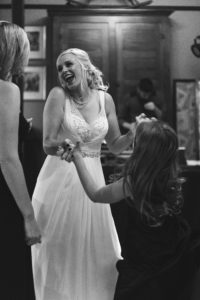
[31,90,121,300]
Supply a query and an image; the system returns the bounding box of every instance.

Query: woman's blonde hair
[0,21,30,80]
[56,48,108,92]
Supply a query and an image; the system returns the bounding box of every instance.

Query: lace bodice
[62,90,108,157]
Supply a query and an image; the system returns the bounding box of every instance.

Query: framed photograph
[24,66,46,100]
[25,26,46,59]
[173,79,199,160]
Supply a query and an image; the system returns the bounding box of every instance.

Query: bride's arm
[43,87,66,155]
[104,93,135,155]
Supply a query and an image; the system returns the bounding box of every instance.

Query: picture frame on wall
[24,66,46,100]
[173,79,199,160]
[25,26,46,59]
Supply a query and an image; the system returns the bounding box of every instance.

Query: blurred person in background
[118,78,163,134]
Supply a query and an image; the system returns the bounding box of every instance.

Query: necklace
[71,95,90,109]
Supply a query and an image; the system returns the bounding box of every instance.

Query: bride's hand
[59,139,75,162]
[126,113,149,139]
[56,145,65,156]
[135,113,156,124]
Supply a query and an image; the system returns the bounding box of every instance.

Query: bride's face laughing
[57,53,83,91]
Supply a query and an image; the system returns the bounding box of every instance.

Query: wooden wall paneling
[107,17,118,104]
[159,17,171,123]
[115,16,169,117]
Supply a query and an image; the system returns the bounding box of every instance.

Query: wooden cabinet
[48,8,172,122]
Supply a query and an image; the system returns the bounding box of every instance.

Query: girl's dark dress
[114,201,200,300]
[0,113,35,300]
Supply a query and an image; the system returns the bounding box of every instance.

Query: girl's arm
[0,82,41,244]
[73,149,126,204]
[104,93,135,154]
[43,86,66,155]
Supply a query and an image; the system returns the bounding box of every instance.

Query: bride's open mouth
[63,73,74,85]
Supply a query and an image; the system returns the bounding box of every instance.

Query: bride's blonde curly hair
[56,48,108,92]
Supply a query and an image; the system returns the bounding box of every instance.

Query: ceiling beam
[0,4,200,11]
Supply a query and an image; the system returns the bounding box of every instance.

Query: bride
[31,48,135,300]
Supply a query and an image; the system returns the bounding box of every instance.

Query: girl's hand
[57,139,82,162]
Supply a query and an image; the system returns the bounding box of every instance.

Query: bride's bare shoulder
[48,86,65,98]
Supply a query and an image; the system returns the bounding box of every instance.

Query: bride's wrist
[127,129,133,140]
[126,127,135,142]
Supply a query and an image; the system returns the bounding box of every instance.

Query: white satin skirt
[31,155,121,300]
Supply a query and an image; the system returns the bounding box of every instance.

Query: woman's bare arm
[0,82,41,243]
[105,93,135,154]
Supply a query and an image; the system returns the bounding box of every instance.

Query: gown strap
[99,90,106,112]
[64,96,71,114]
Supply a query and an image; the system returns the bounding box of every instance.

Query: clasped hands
[127,113,156,139]
[57,139,78,162]
[136,113,156,123]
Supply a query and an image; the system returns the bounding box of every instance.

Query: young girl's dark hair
[123,120,184,226]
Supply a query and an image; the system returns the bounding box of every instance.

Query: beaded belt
[80,150,100,158]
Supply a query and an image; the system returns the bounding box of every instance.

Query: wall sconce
[191,36,200,58]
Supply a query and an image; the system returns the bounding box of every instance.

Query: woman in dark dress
[0,21,41,300]
[62,115,200,300]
